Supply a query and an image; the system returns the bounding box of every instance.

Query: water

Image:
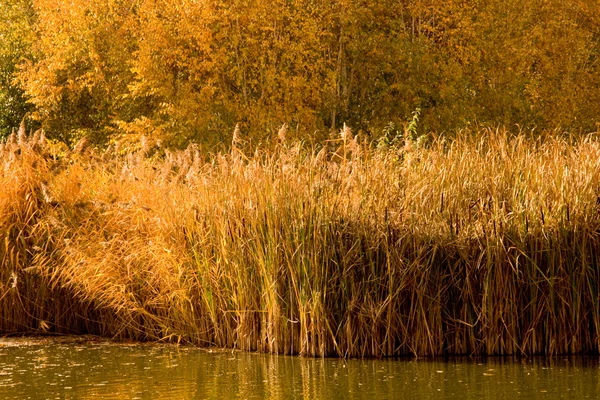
[0,337,597,399]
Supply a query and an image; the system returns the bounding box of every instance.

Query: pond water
[0,337,597,399]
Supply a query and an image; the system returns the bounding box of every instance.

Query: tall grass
[1,126,600,357]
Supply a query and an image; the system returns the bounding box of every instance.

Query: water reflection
[0,337,597,399]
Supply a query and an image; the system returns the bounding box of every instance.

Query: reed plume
[1,127,600,357]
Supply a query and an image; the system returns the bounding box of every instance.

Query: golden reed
[1,127,600,357]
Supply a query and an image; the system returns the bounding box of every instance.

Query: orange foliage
[7,0,600,146]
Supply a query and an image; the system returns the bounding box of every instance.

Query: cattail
[232,123,242,148]
[277,123,288,143]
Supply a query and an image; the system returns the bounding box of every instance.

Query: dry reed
[1,127,600,357]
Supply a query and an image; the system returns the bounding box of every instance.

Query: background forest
[1,0,600,147]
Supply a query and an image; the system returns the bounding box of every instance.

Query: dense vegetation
[1,0,600,146]
[2,0,600,357]
[2,126,600,357]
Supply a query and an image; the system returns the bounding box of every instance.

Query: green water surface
[0,337,597,399]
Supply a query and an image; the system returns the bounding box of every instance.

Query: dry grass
[1,127,600,357]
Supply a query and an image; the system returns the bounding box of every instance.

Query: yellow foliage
[9,0,600,146]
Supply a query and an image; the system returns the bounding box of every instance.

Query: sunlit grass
[1,126,600,356]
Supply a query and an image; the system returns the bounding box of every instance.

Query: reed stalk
[1,128,600,356]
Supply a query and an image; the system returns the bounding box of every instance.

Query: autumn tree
[0,0,35,138]
[9,0,600,146]
[17,0,141,144]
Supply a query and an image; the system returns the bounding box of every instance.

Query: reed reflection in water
[0,338,597,399]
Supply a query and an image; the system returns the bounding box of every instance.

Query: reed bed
[1,126,600,357]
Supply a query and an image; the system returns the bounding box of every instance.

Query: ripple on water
[0,337,598,399]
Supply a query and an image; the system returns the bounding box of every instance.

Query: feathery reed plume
[38,129,46,146]
[18,119,26,146]
[140,134,150,155]
[73,137,89,154]
[1,127,600,357]
[232,123,242,148]
[340,123,352,143]
[7,130,17,148]
[40,183,55,204]
[32,130,41,146]
[315,145,328,164]
[348,134,361,158]
[277,123,288,143]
